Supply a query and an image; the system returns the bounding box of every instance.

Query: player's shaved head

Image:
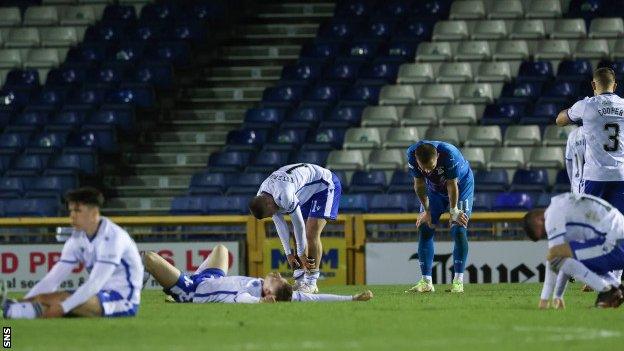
[248,194,277,219]
[593,67,616,91]
[523,208,546,242]
[415,143,438,173]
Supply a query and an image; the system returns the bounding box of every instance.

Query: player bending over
[1,187,144,319]
[405,141,474,294]
[524,192,624,308]
[248,163,342,294]
[143,245,372,303]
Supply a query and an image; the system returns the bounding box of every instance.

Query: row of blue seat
[0,174,76,198]
[333,0,452,21]
[0,197,59,217]
[102,1,229,24]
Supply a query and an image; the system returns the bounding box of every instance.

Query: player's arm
[60,261,117,314]
[539,260,558,309]
[24,238,78,299]
[233,292,261,303]
[292,290,373,302]
[552,271,570,309]
[414,177,428,211]
[446,178,460,218]
[556,100,586,126]
[555,109,572,126]
[273,213,294,256]
[289,206,313,268]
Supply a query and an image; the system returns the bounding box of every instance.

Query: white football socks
[560,258,610,292]
[454,273,464,282]
[423,275,432,283]
[305,269,320,285]
[5,302,41,319]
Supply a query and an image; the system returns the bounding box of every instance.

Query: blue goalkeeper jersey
[406,140,472,194]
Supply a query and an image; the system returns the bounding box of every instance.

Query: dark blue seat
[48,109,90,131]
[106,84,156,108]
[369,193,409,213]
[333,170,349,189]
[334,1,371,18]
[169,21,208,43]
[0,132,31,152]
[140,2,178,22]
[342,84,382,104]
[46,64,89,86]
[387,170,412,193]
[302,127,346,150]
[292,150,329,165]
[339,194,368,213]
[358,20,395,40]
[89,107,135,134]
[0,154,12,175]
[262,85,305,104]
[112,42,145,63]
[473,192,496,211]
[225,129,268,151]
[0,176,25,197]
[557,59,592,82]
[188,172,227,195]
[359,61,399,83]
[3,198,59,217]
[300,42,343,60]
[0,110,10,129]
[481,103,526,125]
[280,63,322,83]
[520,101,564,125]
[133,62,173,89]
[320,105,364,128]
[146,42,191,67]
[243,108,286,129]
[48,152,96,175]
[66,44,112,63]
[567,0,607,20]
[343,41,380,62]
[282,107,325,129]
[28,131,68,153]
[377,0,413,18]
[206,195,249,215]
[26,175,77,197]
[350,170,386,193]
[69,126,118,154]
[317,19,362,40]
[0,87,32,110]
[510,169,549,192]
[517,61,554,82]
[541,81,578,103]
[305,84,344,104]
[265,128,309,151]
[13,110,49,129]
[380,41,417,62]
[31,87,69,108]
[554,169,572,192]
[207,150,253,172]
[90,63,128,85]
[474,170,509,192]
[500,82,542,103]
[536,192,555,208]
[170,195,209,215]
[4,69,39,89]
[103,4,137,21]
[493,192,534,211]
[84,23,126,43]
[70,85,109,106]
[9,154,49,175]
[227,172,267,195]
[248,150,290,172]
[393,19,434,42]
[323,62,362,83]
[130,22,164,42]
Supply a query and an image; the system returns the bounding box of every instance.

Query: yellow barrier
[0,212,527,285]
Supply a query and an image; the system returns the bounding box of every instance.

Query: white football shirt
[568,94,624,181]
[565,127,586,193]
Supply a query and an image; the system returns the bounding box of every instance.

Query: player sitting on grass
[524,192,624,308]
[249,163,342,294]
[1,187,144,319]
[143,245,372,303]
[405,141,473,294]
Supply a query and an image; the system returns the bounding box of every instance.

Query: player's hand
[298,253,315,270]
[352,290,374,302]
[260,295,276,303]
[538,299,550,309]
[416,211,432,228]
[553,298,565,309]
[42,303,64,318]
[286,253,301,270]
[453,212,469,227]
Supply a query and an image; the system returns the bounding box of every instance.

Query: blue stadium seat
[380,41,418,62]
[262,85,305,105]
[248,150,290,172]
[134,62,173,89]
[0,154,12,176]
[350,170,387,193]
[145,42,191,67]
[542,81,578,103]
[359,20,395,40]
[377,0,413,18]
[46,64,89,87]
[13,110,49,130]
[339,194,368,213]
[207,150,253,172]
[4,69,39,89]
[9,154,49,175]
[481,103,526,125]
[557,59,592,82]
[106,84,156,108]
[225,129,269,151]
[554,169,572,192]
[343,41,380,62]
[567,0,607,20]
[169,21,208,44]
[26,175,77,198]
[320,105,364,128]
[318,19,362,40]
[323,62,362,83]
[342,84,382,104]
[48,152,96,175]
[89,107,135,134]
[520,101,564,125]
[510,169,549,192]
[66,44,112,63]
[292,150,329,165]
[302,127,346,150]
[28,131,68,153]
[0,176,25,197]
[359,61,399,83]
[130,23,164,42]
[31,87,69,108]
[475,170,509,192]
[387,170,412,193]
[112,42,145,64]
[300,42,343,60]
[473,192,496,211]
[334,1,371,18]
[265,128,309,151]
[0,111,10,129]
[48,109,90,131]
[103,4,137,21]
[536,192,555,208]
[70,85,109,106]
[206,195,249,215]
[69,126,118,154]
[3,198,59,217]
[500,82,542,103]
[493,192,534,211]
[281,106,325,129]
[84,23,126,43]
[90,63,128,85]
[369,193,409,213]
[227,172,267,195]
[170,195,209,215]
[393,19,434,42]
[189,172,227,195]
[517,61,554,83]
[280,63,322,84]
[0,87,32,110]
[0,132,31,152]
[305,84,344,104]
[140,2,178,22]
[414,0,452,18]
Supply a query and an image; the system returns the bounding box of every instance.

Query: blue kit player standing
[405,141,474,294]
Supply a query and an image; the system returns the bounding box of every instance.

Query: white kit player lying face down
[142,245,372,303]
[248,163,342,294]
[1,187,144,319]
[523,193,624,309]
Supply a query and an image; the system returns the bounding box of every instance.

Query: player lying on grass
[524,192,624,308]
[405,141,473,294]
[1,187,144,319]
[143,245,372,303]
[248,163,342,294]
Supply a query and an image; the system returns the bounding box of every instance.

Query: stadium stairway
[102,1,335,215]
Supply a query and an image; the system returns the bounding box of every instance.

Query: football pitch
[5,283,623,351]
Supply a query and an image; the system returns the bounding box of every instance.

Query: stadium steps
[102,0,332,215]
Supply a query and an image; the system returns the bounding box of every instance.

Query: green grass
[5,283,624,351]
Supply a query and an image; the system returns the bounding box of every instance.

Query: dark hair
[523,209,543,242]
[64,187,104,208]
[248,195,267,219]
[593,67,616,88]
[415,143,438,163]
[274,282,293,302]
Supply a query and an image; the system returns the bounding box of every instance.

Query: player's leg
[193,244,229,275]
[448,175,473,293]
[2,287,70,319]
[143,251,182,289]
